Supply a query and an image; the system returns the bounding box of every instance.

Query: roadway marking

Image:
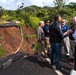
[45,58,64,75]
[55,70,63,75]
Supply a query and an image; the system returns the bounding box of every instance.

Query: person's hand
[68,29,73,33]
[47,30,49,33]
[69,29,73,33]
[64,29,73,36]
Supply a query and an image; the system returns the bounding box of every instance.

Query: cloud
[0,0,7,3]
[69,0,76,2]
[23,0,53,7]
[0,0,76,10]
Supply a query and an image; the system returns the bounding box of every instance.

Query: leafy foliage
[1,2,76,28]
[34,42,38,52]
[29,16,40,29]
[0,6,4,17]
[0,47,4,57]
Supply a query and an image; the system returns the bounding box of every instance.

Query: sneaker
[51,65,56,69]
[66,53,70,56]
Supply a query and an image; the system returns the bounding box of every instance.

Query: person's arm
[63,29,73,36]
[64,25,76,36]
[44,26,49,33]
[36,28,42,41]
[56,25,63,39]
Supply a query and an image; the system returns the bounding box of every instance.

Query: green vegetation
[29,16,40,29]
[34,42,38,52]
[27,34,36,38]
[0,20,5,25]
[0,47,4,57]
[23,34,36,40]
[0,1,76,28]
[0,35,3,40]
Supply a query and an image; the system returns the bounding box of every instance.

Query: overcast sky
[0,0,76,10]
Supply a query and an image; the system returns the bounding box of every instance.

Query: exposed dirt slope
[23,26,36,45]
[0,26,36,57]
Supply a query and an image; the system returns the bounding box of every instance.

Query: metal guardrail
[0,22,17,27]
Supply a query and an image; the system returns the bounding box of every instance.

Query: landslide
[0,26,36,57]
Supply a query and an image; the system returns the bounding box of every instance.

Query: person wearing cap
[49,14,63,70]
[36,21,45,61]
[61,19,70,57]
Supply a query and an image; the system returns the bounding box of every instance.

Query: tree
[0,6,4,17]
[69,2,76,9]
[53,0,67,10]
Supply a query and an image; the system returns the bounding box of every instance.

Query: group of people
[36,14,76,71]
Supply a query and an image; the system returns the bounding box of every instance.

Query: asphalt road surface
[0,53,74,75]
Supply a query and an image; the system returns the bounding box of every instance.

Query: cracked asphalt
[0,53,73,75]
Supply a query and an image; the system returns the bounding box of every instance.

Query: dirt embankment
[23,26,36,45]
[0,26,36,57]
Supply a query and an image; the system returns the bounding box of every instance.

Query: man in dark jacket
[49,14,63,70]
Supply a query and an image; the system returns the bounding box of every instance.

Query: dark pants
[50,42,61,69]
[74,44,76,70]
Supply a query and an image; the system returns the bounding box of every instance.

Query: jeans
[50,42,61,69]
[74,44,76,70]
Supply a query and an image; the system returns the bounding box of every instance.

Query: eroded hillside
[0,26,36,57]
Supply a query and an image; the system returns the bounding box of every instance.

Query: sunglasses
[62,21,65,23]
[46,22,50,23]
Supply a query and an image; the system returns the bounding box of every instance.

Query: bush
[19,11,31,26]
[0,47,4,57]
[29,16,40,29]
[34,42,38,52]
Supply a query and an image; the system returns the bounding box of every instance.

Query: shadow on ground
[0,53,57,75]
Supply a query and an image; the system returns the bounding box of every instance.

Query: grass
[0,47,4,57]
[23,34,36,39]
[0,20,4,25]
[0,35,3,40]
[27,34,36,38]
[34,42,38,52]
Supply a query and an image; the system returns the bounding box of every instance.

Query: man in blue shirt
[43,19,50,57]
[61,19,70,56]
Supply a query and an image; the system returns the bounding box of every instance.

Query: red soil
[0,26,36,57]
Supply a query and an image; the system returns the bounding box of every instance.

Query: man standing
[36,21,45,61]
[61,19,70,57]
[49,14,63,70]
[43,19,50,57]
[70,17,76,70]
